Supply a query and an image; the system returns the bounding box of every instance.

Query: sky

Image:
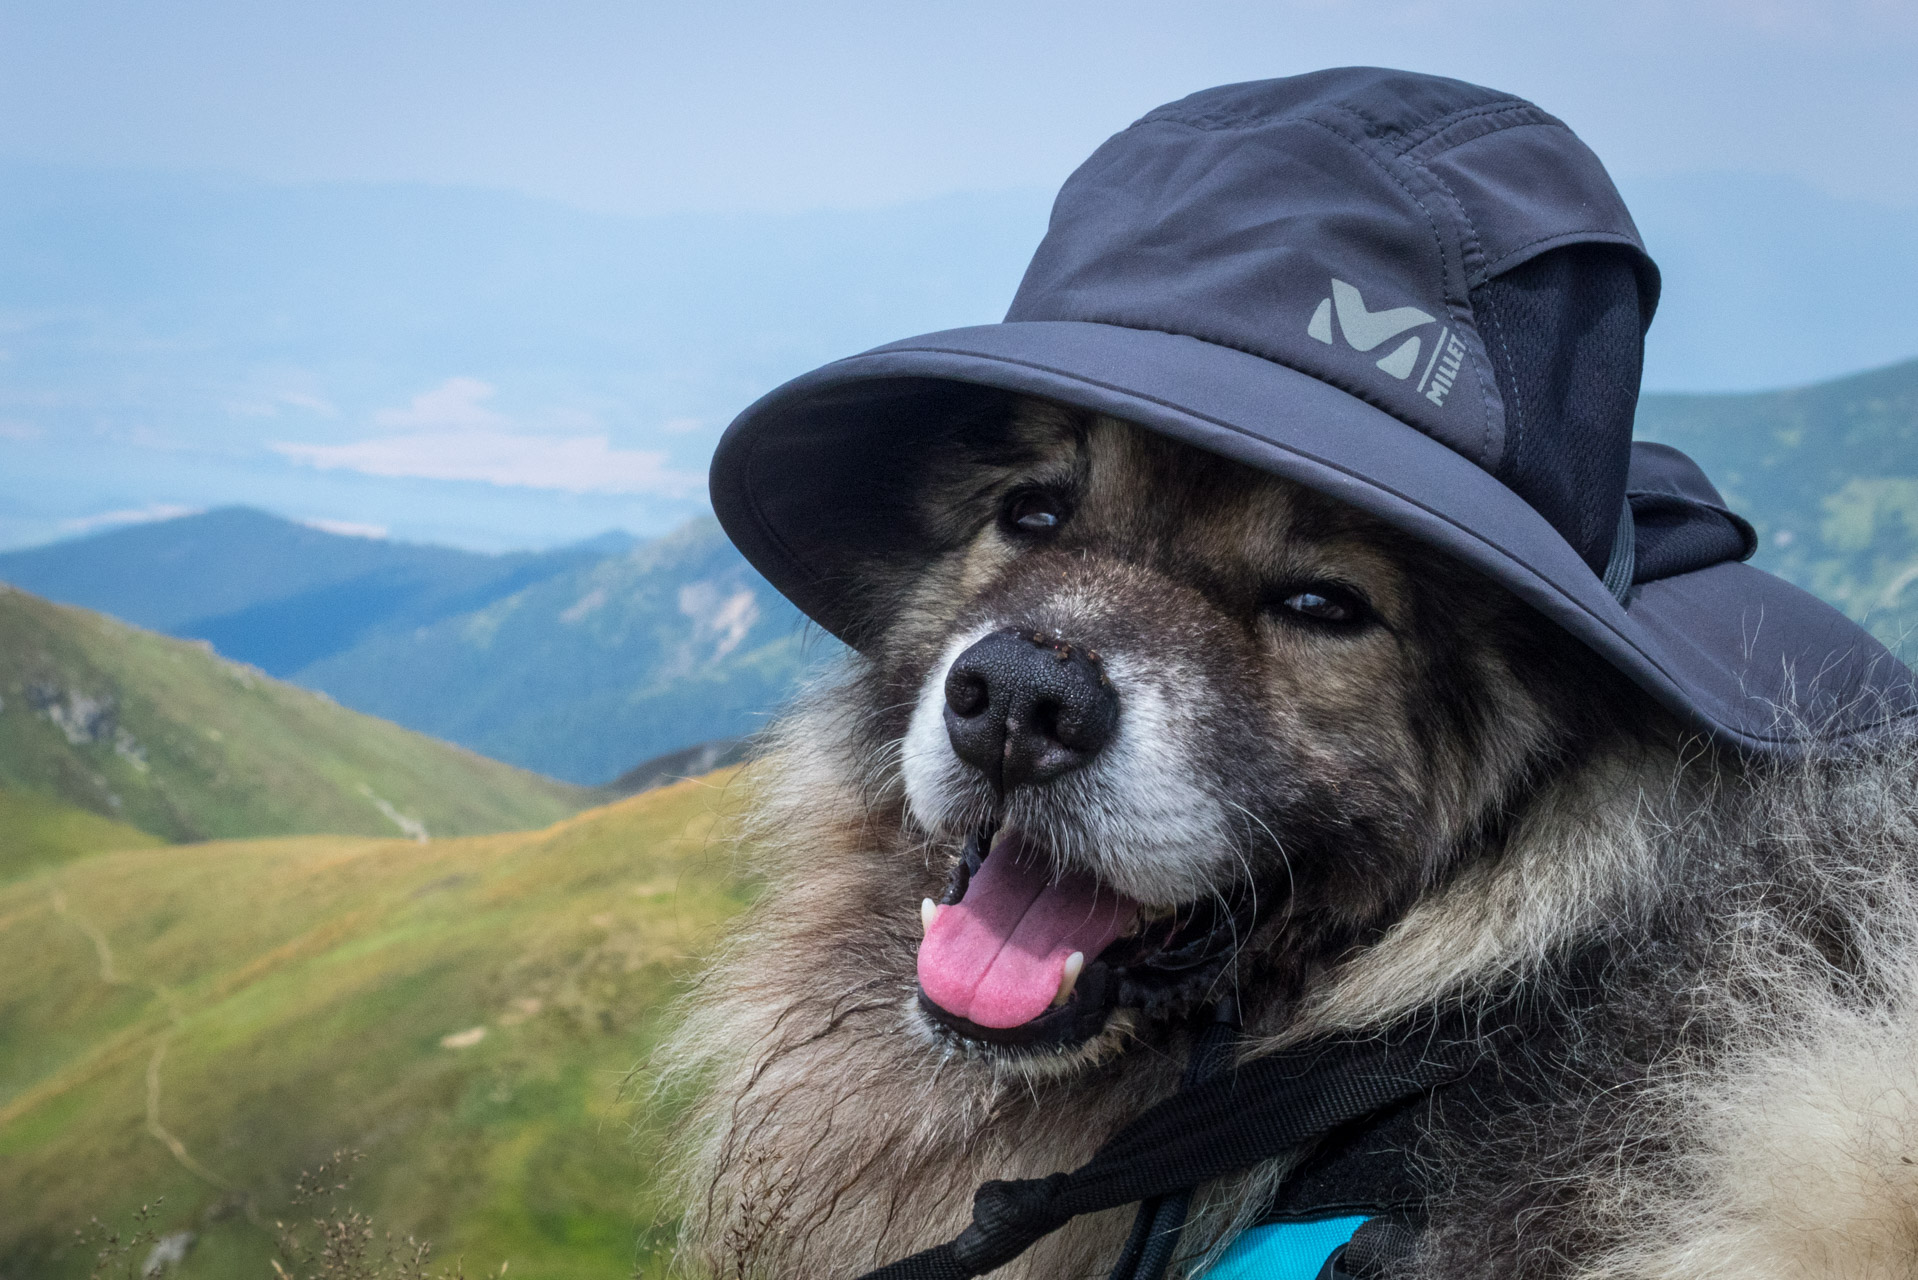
[5,0,1916,215]
[1,1,1915,552]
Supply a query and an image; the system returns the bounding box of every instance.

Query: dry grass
[0,771,757,1280]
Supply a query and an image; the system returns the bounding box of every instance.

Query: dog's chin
[909,823,1261,1063]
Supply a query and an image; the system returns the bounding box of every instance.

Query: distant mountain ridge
[294,518,821,785]
[0,510,825,785]
[3,163,1916,553]
[0,508,614,675]
[4,354,1912,789]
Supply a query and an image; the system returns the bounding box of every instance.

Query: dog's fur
[663,400,1918,1279]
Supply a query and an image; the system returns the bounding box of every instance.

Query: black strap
[856,1021,1495,1280]
[1326,1217,1422,1279]
[1107,1006,1243,1280]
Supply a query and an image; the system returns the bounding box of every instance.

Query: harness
[858,1006,1511,1280]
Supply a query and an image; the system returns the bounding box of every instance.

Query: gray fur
[660,402,1918,1279]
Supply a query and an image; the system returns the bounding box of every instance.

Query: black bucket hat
[711,67,1917,754]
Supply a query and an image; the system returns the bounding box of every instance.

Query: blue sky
[5,1,1916,214]
[1,2,1915,551]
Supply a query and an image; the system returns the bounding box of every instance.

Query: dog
[662,397,1918,1279]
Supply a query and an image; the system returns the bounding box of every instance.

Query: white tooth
[921,898,938,935]
[1052,951,1086,1007]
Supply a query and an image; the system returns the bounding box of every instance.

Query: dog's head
[832,397,1652,1064]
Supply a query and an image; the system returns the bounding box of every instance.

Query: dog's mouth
[915,826,1255,1051]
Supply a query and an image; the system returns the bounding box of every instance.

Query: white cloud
[272,430,700,497]
[226,389,339,419]
[274,378,703,498]
[60,504,203,534]
[374,376,509,431]
[300,517,389,539]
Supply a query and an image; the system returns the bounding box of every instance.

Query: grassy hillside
[0,786,166,882]
[1638,355,1918,660]
[0,584,586,842]
[0,771,753,1280]
[2,510,828,785]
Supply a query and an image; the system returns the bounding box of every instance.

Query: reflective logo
[1306,279,1465,406]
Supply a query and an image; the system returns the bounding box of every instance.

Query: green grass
[0,770,754,1279]
[0,585,588,842]
[0,786,166,882]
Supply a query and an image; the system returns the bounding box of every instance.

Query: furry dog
[664,398,1918,1280]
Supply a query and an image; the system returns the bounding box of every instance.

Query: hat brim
[712,320,1916,754]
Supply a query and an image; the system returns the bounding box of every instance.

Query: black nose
[943,628,1119,792]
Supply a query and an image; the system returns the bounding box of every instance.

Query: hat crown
[1007,67,1658,572]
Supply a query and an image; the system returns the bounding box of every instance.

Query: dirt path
[47,885,232,1191]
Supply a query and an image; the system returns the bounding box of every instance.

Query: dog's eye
[1001,489,1070,538]
[1270,583,1370,628]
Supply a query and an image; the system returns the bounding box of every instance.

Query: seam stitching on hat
[1048,308,1436,433]
[1314,104,1499,469]
[1393,102,1554,156]
[1408,158,1501,466]
[1319,95,1538,147]
[1480,230,1646,282]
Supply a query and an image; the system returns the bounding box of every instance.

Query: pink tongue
[917,831,1140,1029]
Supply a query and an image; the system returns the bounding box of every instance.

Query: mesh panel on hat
[1629,494,1757,583]
[1469,245,1647,575]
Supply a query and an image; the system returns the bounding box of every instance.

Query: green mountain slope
[0,773,751,1280]
[294,518,825,785]
[2,510,827,784]
[0,786,166,882]
[0,585,586,842]
[1637,355,1918,660]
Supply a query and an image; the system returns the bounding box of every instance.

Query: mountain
[0,507,606,675]
[2,164,1914,553]
[598,735,752,799]
[0,509,829,785]
[0,772,750,1280]
[293,518,821,785]
[0,786,165,882]
[1636,355,1918,660]
[0,164,1051,552]
[9,352,1913,793]
[0,584,586,842]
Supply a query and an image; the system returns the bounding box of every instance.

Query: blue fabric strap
[1209,1216,1371,1280]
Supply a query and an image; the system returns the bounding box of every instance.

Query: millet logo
[1306,278,1466,407]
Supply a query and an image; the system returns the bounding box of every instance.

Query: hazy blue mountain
[291,518,825,785]
[0,508,604,675]
[1637,356,1918,660]
[1,162,1913,553]
[4,355,1911,789]
[0,163,1049,551]
[0,507,825,783]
